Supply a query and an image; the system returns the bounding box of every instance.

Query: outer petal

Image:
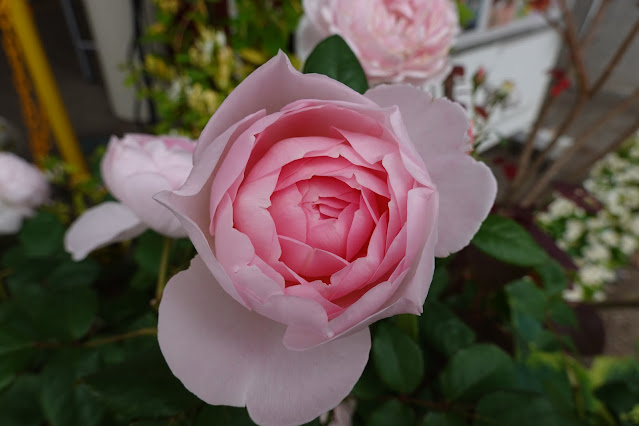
[195,51,375,159]
[120,173,186,238]
[158,256,371,426]
[365,84,497,256]
[0,203,25,235]
[64,202,147,260]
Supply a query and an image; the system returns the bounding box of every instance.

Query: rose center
[383,0,414,19]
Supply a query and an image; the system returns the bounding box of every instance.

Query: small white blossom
[592,290,606,302]
[583,243,611,262]
[600,229,620,247]
[578,265,615,287]
[631,217,639,236]
[621,235,638,255]
[563,286,584,303]
[564,219,585,243]
[547,197,578,218]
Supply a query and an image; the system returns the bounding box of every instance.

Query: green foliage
[303,35,369,94]
[83,343,200,418]
[440,344,516,402]
[421,412,466,426]
[474,391,573,426]
[367,399,416,426]
[372,323,424,394]
[2,175,637,426]
[419,301,475,358]
[472,215,549,266]
[455,1,476,29]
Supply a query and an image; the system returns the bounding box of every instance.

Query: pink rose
[65,134,195,260]
[155,53,496,426]
[296,0,460,85]
[0,152,50,234]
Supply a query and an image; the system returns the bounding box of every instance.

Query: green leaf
[455,1,475,28]
[547,297,577,327]
[82,342,199,419]
[303,35,368,94]
[523,352,577,414]
[367,399,415,426]
[394,314,419,341]
[195,406,255,426]
[421,412,466,426]
[133,231,164,276]
[472,215,549,266]
[352,363,387,400]
[440,344,515,402]
[506,278,546,322]
[427,263,449,300]
[420,302,475,357]
[595,382,639,418]
[49,259,100,288]
[534,260,567,295]
[0,375,43,426]
[475,391,578,426]
[18,212,66,258]
[40,349,105,426]
[372,323,424,394]
[0,329,34,391]
[13,284,98,340]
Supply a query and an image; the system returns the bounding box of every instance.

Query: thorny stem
[558,0,589,93]
[509,4,639,205]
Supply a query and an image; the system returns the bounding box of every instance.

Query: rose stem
[83,327,158,347]
[155,237,174,305]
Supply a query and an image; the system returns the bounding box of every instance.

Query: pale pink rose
[0,152,50,234]
[155,53,496,426]
[297,0,460,85]
[65,134,195,260]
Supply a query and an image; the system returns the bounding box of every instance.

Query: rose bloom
[296,0,460,85]
[0,152,49,234]
[155,53,496,426]
[65,134,195,260]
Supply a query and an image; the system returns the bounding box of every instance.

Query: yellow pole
[6,0,88,177]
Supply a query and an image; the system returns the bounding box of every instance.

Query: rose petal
[119,173,186,238]
[154,112,270,307]
[158,256,371,426]
[366,84,497,256]
[64,202,147,261]
[0,203,26,235]
[195,52,375,159]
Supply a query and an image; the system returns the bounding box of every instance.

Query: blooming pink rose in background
[296,0,460,85]
[65,134,195,260]
[0,152,50,234]
[155,52,496,426]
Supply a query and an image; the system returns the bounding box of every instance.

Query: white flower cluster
[536,132,639,302]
